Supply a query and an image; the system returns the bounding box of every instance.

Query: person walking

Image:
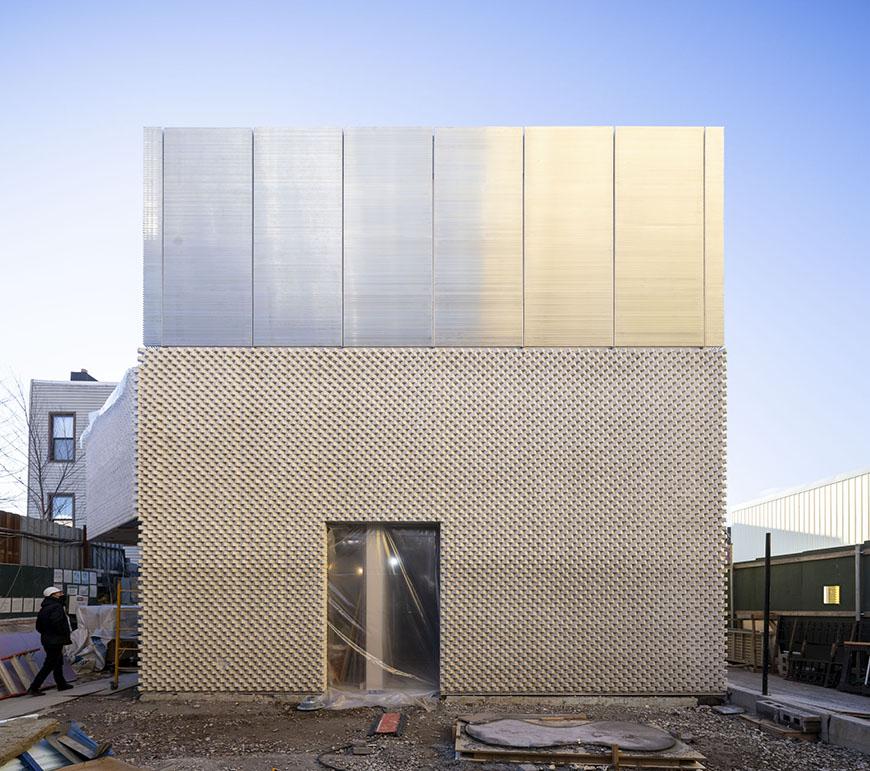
[27,587,74,695]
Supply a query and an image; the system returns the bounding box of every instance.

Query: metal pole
[856,544,862,623]
[112,578,122,690]
[762,532,771,696]
[81,525,89,570]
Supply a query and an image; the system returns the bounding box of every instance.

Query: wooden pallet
[454,718,706,768]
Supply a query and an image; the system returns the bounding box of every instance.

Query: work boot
[56,683,74,691]
[26,687,44,696]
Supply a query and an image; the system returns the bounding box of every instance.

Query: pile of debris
[0,717,142,770]
[453,713,706,769]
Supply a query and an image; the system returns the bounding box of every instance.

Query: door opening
[327,524,439,704]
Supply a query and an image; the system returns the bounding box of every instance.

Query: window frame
[48,412,76,463]
[48,493,75,526]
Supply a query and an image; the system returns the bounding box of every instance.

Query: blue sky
[0,1,868,507]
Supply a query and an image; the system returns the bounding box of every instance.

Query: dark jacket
[35,596,72,647]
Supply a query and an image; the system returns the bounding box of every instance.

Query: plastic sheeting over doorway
[326,524,439,708]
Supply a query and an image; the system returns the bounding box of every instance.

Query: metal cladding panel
[253,128,342,346]
[143,128,163,346]
[343,127,433,346]
[163,128,253,346]
[524,127,614,346]
[615,127,705,346]
[433,128,523,346]
[705,127,725,346]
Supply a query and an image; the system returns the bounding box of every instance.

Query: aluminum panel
[253,128,342,346]
[524,127,614,346]
[704,127,724,346]
[615,127,704,346]
[143,128,163,346]
[433,127,522,346]
[343,128,433,346]
[163,128,253,346]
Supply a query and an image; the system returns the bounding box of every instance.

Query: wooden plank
[739,714,817,742]
[457,750,704,768]
[67,758,146,770]
[0,718,60,765]
[58,734,100,760]
[46,735,85,764]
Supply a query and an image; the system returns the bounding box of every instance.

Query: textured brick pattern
[138,347,726,695]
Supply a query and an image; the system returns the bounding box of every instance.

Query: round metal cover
[465,719,676,751]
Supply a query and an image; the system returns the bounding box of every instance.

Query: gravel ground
[46,691,869,771]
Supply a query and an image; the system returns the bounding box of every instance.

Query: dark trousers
[30,644,68,690]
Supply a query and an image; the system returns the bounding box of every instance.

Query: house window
[823,585,841,605]
[50,413,75,462]
[49,494,74,527]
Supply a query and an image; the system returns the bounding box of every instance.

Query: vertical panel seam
[611,126,616,347]
[431,130,435,348]
[251,129,255,347]
[703,127,707,348]
[160,129,165,347]
[341,130,345,348]
[521,127,525,349]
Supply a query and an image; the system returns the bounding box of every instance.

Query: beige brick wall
[138,347,726,695]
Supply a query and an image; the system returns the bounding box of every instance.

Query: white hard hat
[43,586,63,597]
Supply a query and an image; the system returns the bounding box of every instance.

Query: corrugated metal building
[138,126,727,697]
[730,468,870,561]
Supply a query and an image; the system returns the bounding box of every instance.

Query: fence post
[762,532,771,696]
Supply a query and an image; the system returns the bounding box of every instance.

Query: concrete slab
[729,669,870,715]
[0,673,138,721]
[728,670,870,755]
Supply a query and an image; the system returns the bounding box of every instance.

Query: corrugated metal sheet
[730,523,843,563]
[524,126,614,346]
[144,126,726,349]
[704,127,725,346]
[730,468,870,549]
[163,128,253,346]
[343,127,433,346]
[433,127,523,346]
[615,127,705,346]
[143,127,163,346]
[253,128,343,345]
[19,516,80,569]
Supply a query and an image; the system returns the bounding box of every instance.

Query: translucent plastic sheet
[325,525,439,709]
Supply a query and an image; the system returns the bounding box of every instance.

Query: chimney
[70,369,97,382]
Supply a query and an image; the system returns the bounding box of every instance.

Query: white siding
[27,380,118,528]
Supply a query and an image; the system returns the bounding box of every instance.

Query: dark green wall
[733,551,868,614]
[0,564,53,617]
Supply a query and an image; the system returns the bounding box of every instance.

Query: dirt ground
[46,690,870,771]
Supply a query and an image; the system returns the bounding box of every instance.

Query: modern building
[138,126,726,697]
[27,372,117,528]
[729,468,870,562]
